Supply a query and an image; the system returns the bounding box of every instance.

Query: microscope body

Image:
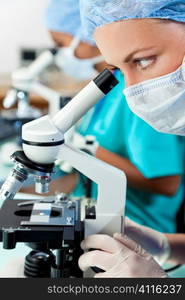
[0,69,127,277]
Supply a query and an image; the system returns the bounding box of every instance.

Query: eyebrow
[107,46,157,69]
[124,46,157,63]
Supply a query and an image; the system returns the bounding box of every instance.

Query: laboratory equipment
[3,49,75,118]
[0,69,127,277]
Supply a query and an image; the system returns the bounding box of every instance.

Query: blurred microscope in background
[0,47,75,168]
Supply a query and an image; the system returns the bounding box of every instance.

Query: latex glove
[58,132,99,173]
[72,132,99,156]
[79,234,168,278]
[56,130,86,173]
[124,218,170,264]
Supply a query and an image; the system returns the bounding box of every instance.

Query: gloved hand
[72,132,99,156]
[124,218,171,264]
[78,234,168,278]
[58,131,99,173]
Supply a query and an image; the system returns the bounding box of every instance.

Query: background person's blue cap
[80,0,185,41]
[45,0,94,44]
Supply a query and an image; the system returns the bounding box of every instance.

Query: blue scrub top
[76,70,185,233]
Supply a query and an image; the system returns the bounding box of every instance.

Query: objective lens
[35,176,51,194]
[0,167,28,201]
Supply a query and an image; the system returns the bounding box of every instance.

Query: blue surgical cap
[45,0,93,43]
[80,0,185,41]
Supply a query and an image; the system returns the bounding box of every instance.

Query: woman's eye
[134,57,155,70]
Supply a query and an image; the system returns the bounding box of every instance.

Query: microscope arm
[58,144,126,236]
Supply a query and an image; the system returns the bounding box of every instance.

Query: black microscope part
[89,249,105,274]
[22,139,64,147]
[60,96,71,109]
[93,68,119,95]
[49,48,58,56]
[11,150,54,173]
[24,250,55,278]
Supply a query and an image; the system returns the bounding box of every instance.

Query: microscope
[1,49,72,165]
[0,69,127,278]
[3,48,79,118]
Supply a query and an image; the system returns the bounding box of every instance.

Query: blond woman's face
[94,19,185,87]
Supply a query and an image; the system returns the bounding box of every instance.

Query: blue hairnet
[80,0,185,40]
[45,0,93,43]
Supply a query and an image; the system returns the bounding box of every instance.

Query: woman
[79,0,185,277]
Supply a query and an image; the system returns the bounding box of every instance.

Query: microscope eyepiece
[93,68,119,95]
[49,48,58,56]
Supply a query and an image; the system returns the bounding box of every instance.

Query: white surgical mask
[124,57,185,135]
[55,37,103,81]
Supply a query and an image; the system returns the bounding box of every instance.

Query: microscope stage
[0,199,83,249]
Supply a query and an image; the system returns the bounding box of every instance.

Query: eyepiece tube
[52,69,119,133]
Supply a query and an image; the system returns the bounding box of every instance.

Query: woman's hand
[78,234,168,278]
[125,218,171,264]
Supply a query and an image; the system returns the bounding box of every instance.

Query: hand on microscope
[78,218,170,278]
